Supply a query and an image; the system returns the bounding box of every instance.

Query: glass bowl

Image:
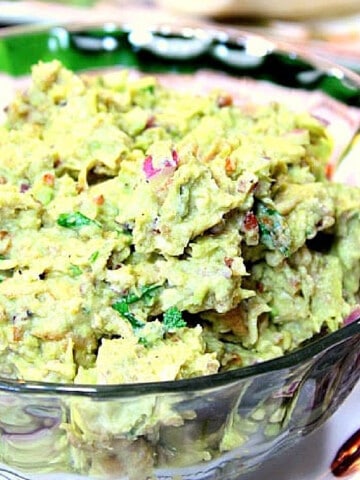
[0,22,359,480]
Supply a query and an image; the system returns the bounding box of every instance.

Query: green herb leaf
[255,202,291,256]
[89,251,100,263]
[163,307,187,332]
[138,336,150,347]
[57,211,101,229]
[112,284,162,331]
[139,284,162,305]
[121,284,161,306]
[112,300,145,330]
[69,264,82,277]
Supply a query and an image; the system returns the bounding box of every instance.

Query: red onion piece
[142,150,179,179]
[343,306,360,326]
[142,155,161,179]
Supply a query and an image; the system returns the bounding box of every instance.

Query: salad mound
[0,60,359,385]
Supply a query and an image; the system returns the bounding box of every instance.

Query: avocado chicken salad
[0,59,359,386]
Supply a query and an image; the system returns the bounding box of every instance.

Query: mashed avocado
[1,59,360,480]
[0,60,358,387]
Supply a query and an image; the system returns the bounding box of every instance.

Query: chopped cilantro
[121,284,161,305]
[112,283,162,331]
[163,307,187,332]
[89,251,99,263]
[57,211,101,229]
[139,284,161,304]
[116,227,133,236]
[255,202,291,256]
[138,336,150,347]
[112,300,145,330]
[69,264,82,277]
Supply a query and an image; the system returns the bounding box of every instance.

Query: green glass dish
[0,22,359,480]
[0,23,359,107]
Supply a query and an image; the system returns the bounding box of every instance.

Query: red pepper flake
[244,211,258,231]
[13,326,23,342]
[224,257,233,268]
[256,282,264,293]
[225,157,235,174]
[42,173,55,186]
[217,94,233,108]
[93,194,105,206]
[325,163,335,180]
[171,149,179,165]
[145,115,156,129]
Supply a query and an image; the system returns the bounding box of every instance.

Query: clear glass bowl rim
[0,320,358,397]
